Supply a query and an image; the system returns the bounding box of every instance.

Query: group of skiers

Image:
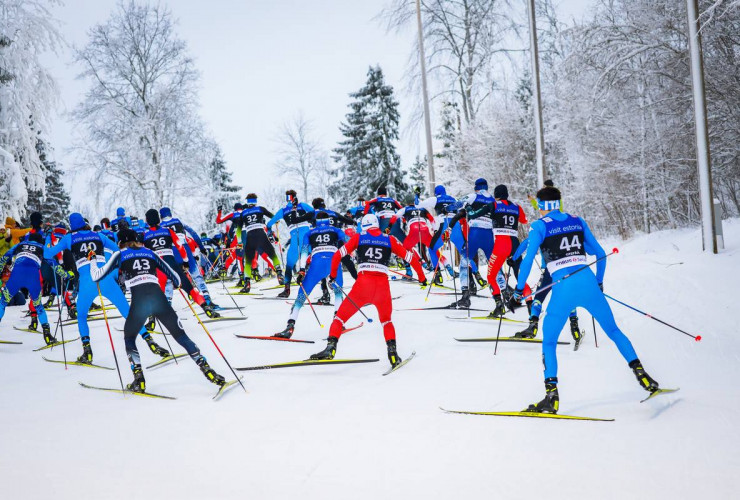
[0,179,662,412]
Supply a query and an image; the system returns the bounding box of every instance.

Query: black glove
[296,269,305,285]
[268,232,277,244]
[217,205,223,213]
[328,275,336,288]
[598,282,604,292]
[507,290,523,312]
[506,257,515,268]
[414,186,421,195]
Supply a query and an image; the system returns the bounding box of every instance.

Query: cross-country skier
[363,186,403,233]
[267,189,314,298]
[0,233,59,345]
[509,186,661,413]
[310,214,427,368]
[44,213,170,363]
[275,212,349,338]
[89,228,226,393]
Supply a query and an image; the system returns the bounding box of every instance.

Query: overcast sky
[44,0,594,203]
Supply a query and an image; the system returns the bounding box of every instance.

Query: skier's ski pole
[523,248,619,301]
[298,280,323,328]
[464,215,471,318]
[332,283,373,323]
[53,273,68,369]
[424,251,443,302]
[154,318,179,364]
[494,262,513,356]
[604,294,701,341]
[97,283,126,395]
[448,238,458,304]
[216,253,245,316]
[387,267,425,283]
[592,315,599,348]
[178,288,247,392]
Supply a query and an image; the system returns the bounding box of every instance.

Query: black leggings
[124,284,200,367]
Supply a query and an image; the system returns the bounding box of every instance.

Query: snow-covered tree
[275,112,322,202]
[72,1,217,221]
[201,144,241,230]
[332,66,407,206]
[25,138,70,225]
[0,0,62,218]
[409,155,428,200]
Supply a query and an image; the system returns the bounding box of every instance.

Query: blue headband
[537,199,561,211]
[246,197,257,204]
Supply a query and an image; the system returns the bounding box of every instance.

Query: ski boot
[316,290,331,306]
[42,324,57,346]
[433,269,444,286]
[205,296,221,310]
[28,315,39,332]
[145,336,170,358]
[44,296,55,309]
[145,316,156,332]
[239,277,251,294]
[274,320,295,339]
[236,276,245,288]
[90,301,102,311]
[570,316,583,350]
[448,288,471,309]
[386,339,402,368]
[276,268,285,286]
[445,264,458,279]
[629,360,659,393]
[524,379,559,414]
[197,357,226,386]
[474,271,488,288]
[253,270,262,283]
[68,304,77,320]
[127,365,146,393]
[310,336,338,360]
[202,303,221,319]
[77,340,93,364]
[514,318,539,339]
[487,295,506,318]
[277,284,291,299]
[468,271,478,295]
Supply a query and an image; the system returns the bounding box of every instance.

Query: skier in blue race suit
[509,186,661,414]
[274,212,349,338]
[44,212,169,365]
[0,233,60,345]
[267,189,314,298]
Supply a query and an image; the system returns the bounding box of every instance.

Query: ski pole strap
[604,294,701,341]
[522,248,619,301]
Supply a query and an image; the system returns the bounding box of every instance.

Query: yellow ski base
[440,408,614,422]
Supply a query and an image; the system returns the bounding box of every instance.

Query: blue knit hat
[474,178,488,191]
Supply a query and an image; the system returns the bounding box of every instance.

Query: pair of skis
[234,322,364,344]
[78,377,244,401]
[443,388,680,422]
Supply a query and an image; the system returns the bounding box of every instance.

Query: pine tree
[332,66,407,206]
[204,146,241,229]
[409,155,428,200]
[25,138,70,226]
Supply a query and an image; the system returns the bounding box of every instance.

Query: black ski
[201,316,248,325]
[236,358,379,371]
[397,306,487,312]
[455,337,571,345]
[235,335,315,344]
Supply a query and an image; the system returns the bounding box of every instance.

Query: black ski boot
[276,268,285,286]
[468,275,478,295]
[77,340,93,364]
[197,357,226,386]
[206,296,220,310]
[629,359,659,393]
[488,295,506,318]
[127,365,146,393]
[145,336,170,358]
[310,336,338,360]
[90,302,102,311]
[44,296,55,309]
[239,277,251,294]
[524,379,559,414]
[145,316,156,332]
[449,288,471,309]
[42,324,57,346]
[201,303,221,319]
[433,269,444,286]
[28,315,39,332]
[274,319,295,339]
[236,276,245,288]
[514,318,539,339]
[68,304,77,320]
[277,284,291,298]
[474,271,488,288]
[253,270,262,282]
[386,339,402,368]
[570,316,583,350]
[316,290,331,306]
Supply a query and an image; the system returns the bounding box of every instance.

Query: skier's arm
[89,251,121,282]
[153,253,182,288]
[44,233,71,259]
[581,217,606,284]
[518,205,529,225]
[298,230,311,268]
[512,238,529,261]
[261,207,275,219]
[466,202,493,220]
[266,208,284,230]
[390,236,426,282]
[363,200,375,215]
[515,221,545,292]
[216,210,234,224]
[101,233,119,254]
[330,233,359,278]
[170,229,189,261]
[0,244,19,268]
[184,225,207,254]
[335,213,355,227]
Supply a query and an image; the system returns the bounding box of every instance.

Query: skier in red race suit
[310,214,428,368]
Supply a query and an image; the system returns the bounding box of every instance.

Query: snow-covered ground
[2,221,738,499]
